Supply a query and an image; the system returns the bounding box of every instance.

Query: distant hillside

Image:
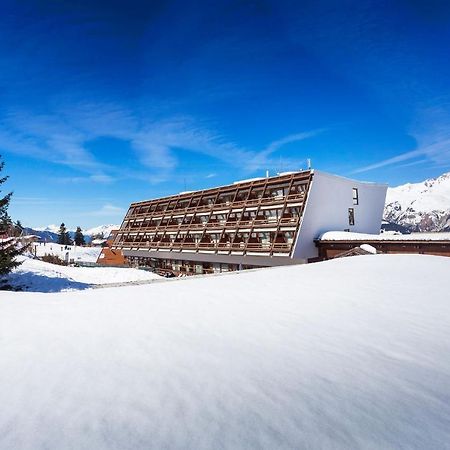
[23,227,59,243]
[384,172,450,232]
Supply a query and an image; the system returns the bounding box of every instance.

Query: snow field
[31,242,102,263]
[7,257,162,292]
[0,254,450,449]
[0,255,450,450]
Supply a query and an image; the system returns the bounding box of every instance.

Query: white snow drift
[7,257,161,292]
[0,254,450,449]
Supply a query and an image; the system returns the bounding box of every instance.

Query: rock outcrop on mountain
[384,172,450,232]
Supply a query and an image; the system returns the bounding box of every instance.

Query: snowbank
[6,257,161,292]
[320,230,450,241]
[0,254,450,449]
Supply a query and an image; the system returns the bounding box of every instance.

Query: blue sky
[1,0,450,228]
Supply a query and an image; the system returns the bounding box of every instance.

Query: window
[352,188,359,205]
[348,208,355,226]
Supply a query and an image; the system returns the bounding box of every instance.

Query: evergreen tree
[57,223,73,245]
[14,220,23,237]
[0,157,27,275]
[74,226,85,246]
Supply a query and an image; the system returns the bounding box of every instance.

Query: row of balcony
[115,241,292,253]
[128,192,306,219]
[120,216,300,233]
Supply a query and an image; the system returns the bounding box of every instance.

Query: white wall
[293,170,387,260]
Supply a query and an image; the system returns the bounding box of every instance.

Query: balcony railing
[118,216,300,234]
[119,240,292,253]
[127,192,305,219]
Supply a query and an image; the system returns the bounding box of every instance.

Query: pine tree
[14,220,23,237]
[0,157,27,275]
[74,226,85,246]
[57,223,73,245]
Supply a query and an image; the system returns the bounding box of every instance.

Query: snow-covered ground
[1,254,450,449]
[6,257,162,292]
[32,242,102,263]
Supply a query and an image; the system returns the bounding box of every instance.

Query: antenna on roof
[307,158,311,170]
[265,170,269,178]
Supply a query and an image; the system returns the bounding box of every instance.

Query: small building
[96,230,127,266]
[99,170,387,273]
[315,231,450,260]
[91,238,108,247]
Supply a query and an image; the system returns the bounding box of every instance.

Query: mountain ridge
[384,172,450,232]
[24,224,119,243]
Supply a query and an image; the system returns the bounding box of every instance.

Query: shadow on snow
[5,272,91,293]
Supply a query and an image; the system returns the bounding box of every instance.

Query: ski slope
[1,254,450,449]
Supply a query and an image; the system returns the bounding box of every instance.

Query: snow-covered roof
[233,177,265,184]
[313,169,388,187]
[319,231,450,241]
[91,238,107,245]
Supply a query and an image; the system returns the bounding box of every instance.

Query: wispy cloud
[87,204,125,217]
[263,130,324,154]
[352,149,423,174]
[246,129,324,172]
[131,118,323,176]
[13,197,55,206]
[0,109,111,173]
[353,105,450,174]
[55,174,116,184]
[0,100,324,184]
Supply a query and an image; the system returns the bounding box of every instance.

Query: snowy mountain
[84,224,119,238]
[26,224,119,242]
[384,172,450,232]
[33,224,60,234]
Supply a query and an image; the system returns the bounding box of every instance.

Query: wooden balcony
[123,240,292,254]
[116,216,300,235]
[127,192,305,220]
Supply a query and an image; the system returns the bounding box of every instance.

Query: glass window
[352,188,359,205]
[348,208,355,226]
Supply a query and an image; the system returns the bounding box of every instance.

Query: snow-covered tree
[57,223,73,245]
[0,157,27,275]
[74,226,85,246]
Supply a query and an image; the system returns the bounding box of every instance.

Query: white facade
[293,170,387,260]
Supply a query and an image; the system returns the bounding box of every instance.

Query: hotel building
[100,170,387,274]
